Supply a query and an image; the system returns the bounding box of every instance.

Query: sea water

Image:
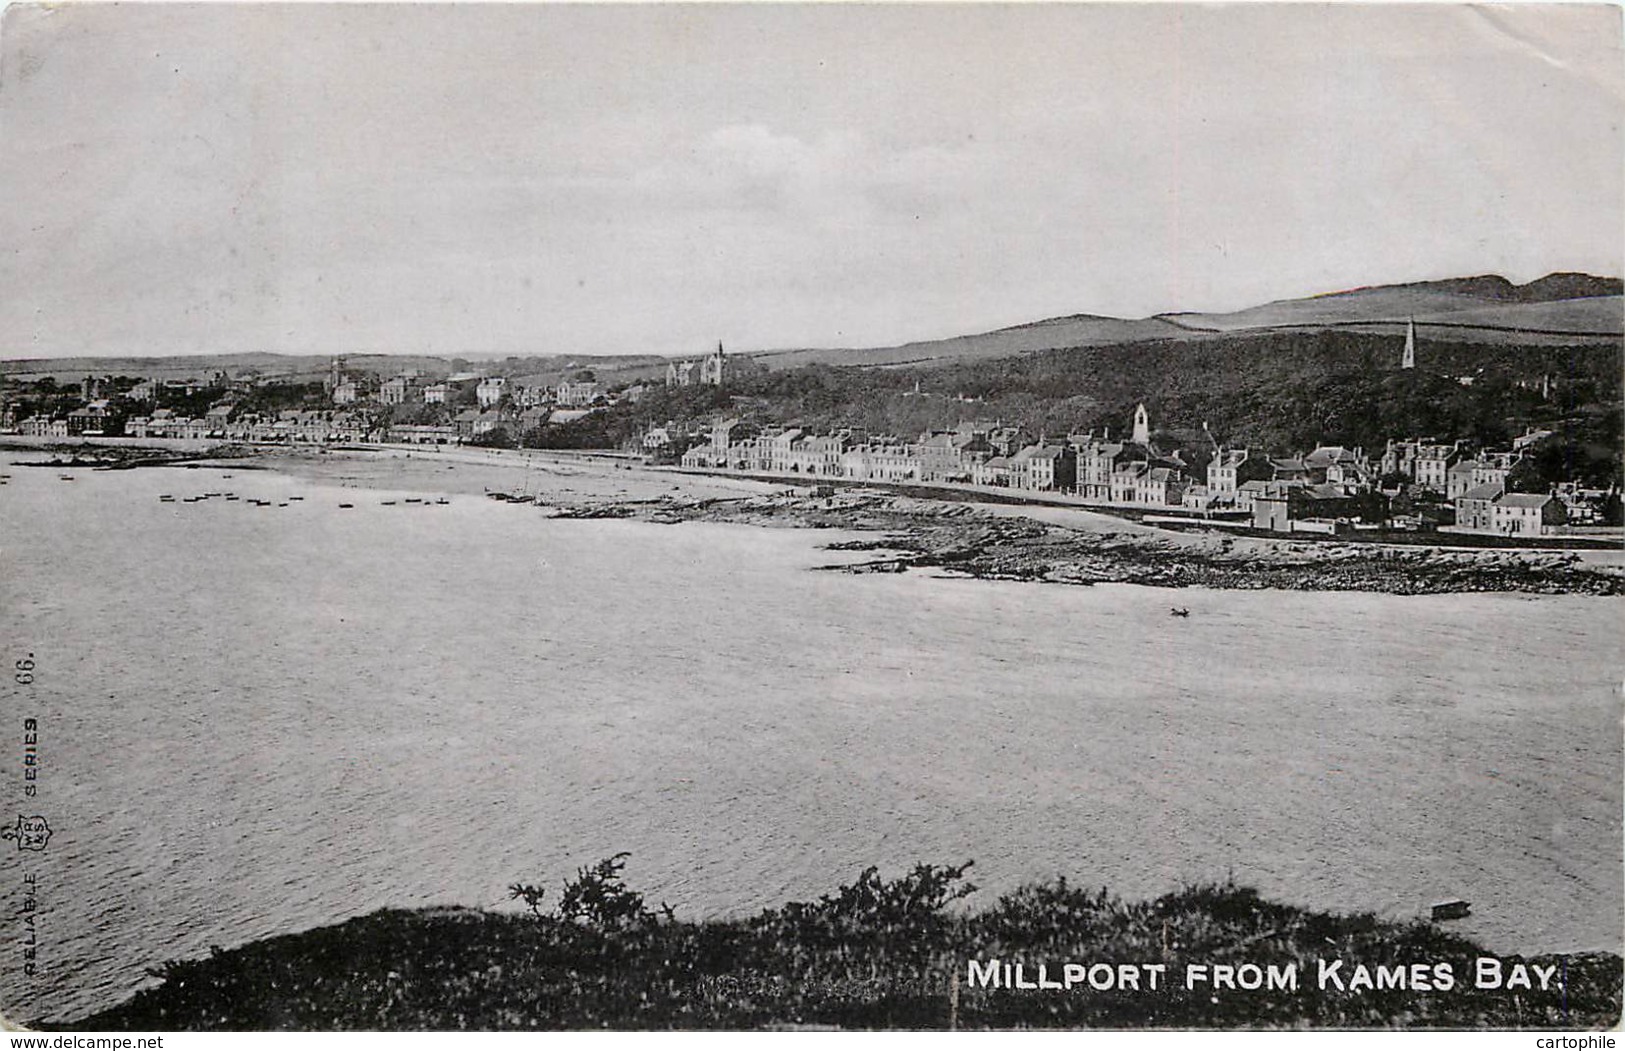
[0,457,1619,1023]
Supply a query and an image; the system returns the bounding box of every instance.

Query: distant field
[1415,295,1624,334]
[1164,290,1624,339]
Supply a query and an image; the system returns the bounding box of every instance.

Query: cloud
[628,124,982,222]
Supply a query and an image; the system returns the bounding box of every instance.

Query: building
[423,382,451,405]
[516,406,551,435]
[1471,455,1518,491]
[764,428,804,473]
[556,381,600,407]
[1512,427,1554,451]
[1010,442,1076,491]
[667,342,730,387]
[1135,465,1187,506]
[1131,403,1151,445]
[1249,481,1352,532]
[973,455,1013,487]
[20,416,67,438]
[381,376,422,405]
[1252,487,1294,532]
[917,432,970,482]
[1206,448,1270,505]
[476,377,507,408]
[1381,439,1420,480]
[452,409,484,441]
[1454,483,1504,533]
[66,401,111,436]
[1235,478,1278,513]
[1268,458,1311,483]
[850,441,921,482]
[1490,493,1567,537]
[1303,446,1368,486]
[204,404,235,436]
[795,433,848,477]
[387,424,457,444]
[1446,460,1481,500]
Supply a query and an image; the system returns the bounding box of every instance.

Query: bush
[509,853,672,932]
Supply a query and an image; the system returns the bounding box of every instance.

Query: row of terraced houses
[676,404,1590,537]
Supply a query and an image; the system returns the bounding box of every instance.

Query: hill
[1163,289,1622,341]
[751,272,1622,370]
[752,314,1197,370]
[0,352,670,384]
[3,272,1618,381]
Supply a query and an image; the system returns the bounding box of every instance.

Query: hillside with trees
[543,329,1621,488]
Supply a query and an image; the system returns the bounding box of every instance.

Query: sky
[0,2,1620,360]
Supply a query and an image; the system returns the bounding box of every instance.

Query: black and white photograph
[0,0,1621,1034]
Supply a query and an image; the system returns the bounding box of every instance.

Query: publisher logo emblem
[2,814,51,851]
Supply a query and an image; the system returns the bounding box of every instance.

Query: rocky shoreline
[14,438,1615,596]
[540,487,1625,596]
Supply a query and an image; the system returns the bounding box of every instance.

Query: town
[3,332,1618,541]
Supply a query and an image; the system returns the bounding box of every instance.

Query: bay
[1,457,1619,1023]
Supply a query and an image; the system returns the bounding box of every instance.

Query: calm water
[1,457,1620,1023]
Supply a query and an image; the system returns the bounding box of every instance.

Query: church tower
[1401,319,1416,369]
[1132,403,1151,445]
[701,341,726,386]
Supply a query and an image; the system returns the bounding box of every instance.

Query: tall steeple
[1132,403,1150,445]
[1401,319,1416,369]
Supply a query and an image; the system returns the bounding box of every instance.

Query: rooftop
[1496,492,1555,509]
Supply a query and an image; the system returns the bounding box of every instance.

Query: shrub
[511,853,673,932]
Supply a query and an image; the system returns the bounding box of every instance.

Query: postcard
[1,1,1620,1036]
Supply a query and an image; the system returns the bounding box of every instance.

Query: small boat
[58,475,75,482]
[1169,607,1190,618]
[288,496,304,501]
[381,500,397,506]
[435,498,450,505]
[1430,900,1471,921]
[404,498,422,504]
[277,502,289,508]
[338,503,354,509]
[226,496,240,501]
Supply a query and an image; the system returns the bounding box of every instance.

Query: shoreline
[11,436,1624,595]
[265,444,1625,596]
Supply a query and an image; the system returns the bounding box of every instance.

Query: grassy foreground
[68,860,1621,1030]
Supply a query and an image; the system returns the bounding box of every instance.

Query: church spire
[1402,319,1416,369]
